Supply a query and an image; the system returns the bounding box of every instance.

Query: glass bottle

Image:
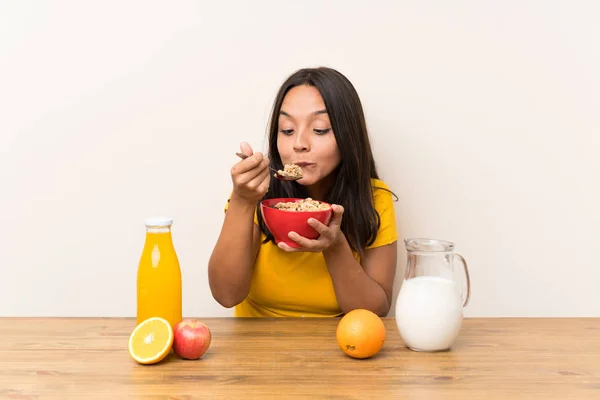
[136,217,182,329]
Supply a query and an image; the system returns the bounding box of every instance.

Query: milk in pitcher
[395,276,463,352]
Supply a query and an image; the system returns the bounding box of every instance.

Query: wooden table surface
[1,317,599,399]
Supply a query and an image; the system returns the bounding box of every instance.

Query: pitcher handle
[455,253,471,309]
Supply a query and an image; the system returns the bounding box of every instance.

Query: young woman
[208,67,398,317]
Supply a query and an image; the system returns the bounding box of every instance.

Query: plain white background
[1,0,598,318]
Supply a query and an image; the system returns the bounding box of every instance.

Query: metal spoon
[236,152,302,181]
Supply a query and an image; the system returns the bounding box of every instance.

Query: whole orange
[336,309,386,359]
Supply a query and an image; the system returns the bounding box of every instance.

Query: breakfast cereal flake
[276,164,303,179]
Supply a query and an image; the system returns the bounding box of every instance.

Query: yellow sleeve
[366,180,399,249]
[223,193,259,225]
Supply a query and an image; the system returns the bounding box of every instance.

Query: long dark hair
[257,67,394,256]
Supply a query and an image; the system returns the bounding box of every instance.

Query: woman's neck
[306,171,336,200]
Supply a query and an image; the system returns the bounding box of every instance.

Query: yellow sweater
[223,178,398,317]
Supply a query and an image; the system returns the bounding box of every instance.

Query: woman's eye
[279,129,294,135]
[314,128,331,135]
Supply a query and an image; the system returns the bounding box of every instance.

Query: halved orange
[128,317,174,365]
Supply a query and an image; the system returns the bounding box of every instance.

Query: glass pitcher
[395,238,471,352]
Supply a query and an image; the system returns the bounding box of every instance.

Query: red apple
[172,319,211,360]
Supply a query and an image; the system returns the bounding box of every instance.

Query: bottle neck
[146,226,171,234]
[144,227,173,248]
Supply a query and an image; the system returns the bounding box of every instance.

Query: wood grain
[0,318,599,399]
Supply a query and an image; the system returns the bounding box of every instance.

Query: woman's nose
[293,129,310,152]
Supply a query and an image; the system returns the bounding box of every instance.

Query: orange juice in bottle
[137,217,182,329]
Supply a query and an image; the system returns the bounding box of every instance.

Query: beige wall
[1,0,598,317]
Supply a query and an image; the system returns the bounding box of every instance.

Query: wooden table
[1,317,599,399]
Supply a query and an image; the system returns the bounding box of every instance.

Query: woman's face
[277,85,341,190]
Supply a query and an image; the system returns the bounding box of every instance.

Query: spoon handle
[235,152,300,181]
[235,152,278,174]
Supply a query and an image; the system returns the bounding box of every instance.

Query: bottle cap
[144,217,173,227]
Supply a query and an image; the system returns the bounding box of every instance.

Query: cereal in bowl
[273,198,330,211]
